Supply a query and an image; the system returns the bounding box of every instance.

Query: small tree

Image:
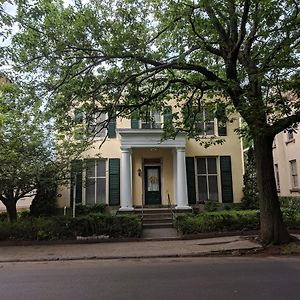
[0,82,55,221]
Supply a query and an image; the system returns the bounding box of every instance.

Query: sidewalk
[0,235,262,263]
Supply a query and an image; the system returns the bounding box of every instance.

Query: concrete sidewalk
[0,235,262,263]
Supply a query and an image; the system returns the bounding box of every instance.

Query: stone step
[143,222,174,229]
[142,218,173,224]
[139,213,173,219]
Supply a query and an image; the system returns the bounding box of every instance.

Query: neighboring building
[58,103,244,211]
[273,126,300,197]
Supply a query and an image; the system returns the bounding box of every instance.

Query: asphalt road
[0,257,300,300]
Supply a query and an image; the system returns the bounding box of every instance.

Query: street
[0,257,300,300]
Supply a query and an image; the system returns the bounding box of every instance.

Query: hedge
[174,210,300,235]
[0,213,142,241]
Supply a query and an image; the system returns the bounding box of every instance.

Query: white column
[175,147,191,210]
[173,149,177,205]
[119,147,134,211]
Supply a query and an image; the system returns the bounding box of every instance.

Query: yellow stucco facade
[58,107,244,209]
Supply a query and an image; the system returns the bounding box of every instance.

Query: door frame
[143,163,162,206]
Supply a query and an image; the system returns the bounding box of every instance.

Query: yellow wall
[58,109,244,207]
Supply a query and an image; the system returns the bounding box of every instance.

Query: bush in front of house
[0,213,142,241]
[174,209,300,235]
[174,210,260,235]
[279,197,300,211]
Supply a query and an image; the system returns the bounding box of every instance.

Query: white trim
[117,129,186,148]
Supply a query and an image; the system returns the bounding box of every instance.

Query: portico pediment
[117,129,186,148]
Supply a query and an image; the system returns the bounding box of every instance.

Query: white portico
[117,129,191,211]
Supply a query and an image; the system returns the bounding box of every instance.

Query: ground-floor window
[85,159,106,205]
[196,157,218,202]
[289,159,299,188]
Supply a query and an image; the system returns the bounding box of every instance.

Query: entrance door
[144,166,161,205]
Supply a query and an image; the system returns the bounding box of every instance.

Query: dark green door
[144,166,161,205]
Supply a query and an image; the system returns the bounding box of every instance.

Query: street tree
[10,0,300,244]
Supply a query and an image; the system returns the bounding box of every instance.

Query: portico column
[175,147,191,210]
[119,147,134,211]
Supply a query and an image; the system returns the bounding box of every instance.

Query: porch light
[137,168,142,176]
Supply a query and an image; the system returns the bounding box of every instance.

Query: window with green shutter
[186,157,196,204]
[163,106,172,128]
[109,158,120,205]
[70,160,83,207]
[131,111,139,129]
[220,156,233,203]
[108,116,116,138]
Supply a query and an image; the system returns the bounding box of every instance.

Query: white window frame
[196,156,220,202]
[88,112,107,138]
[140,109,162,129]
[274,164,280,191]
[290,160,299,188]
[83,159,107,205]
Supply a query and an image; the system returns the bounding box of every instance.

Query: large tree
[10,0,300,244]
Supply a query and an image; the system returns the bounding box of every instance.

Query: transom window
[289,160,298,188]
[196,157,218,202]
[85,160,106,205]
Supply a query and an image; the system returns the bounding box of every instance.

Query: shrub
[175,209,300,235]
[0,213,142,241]
[279,197,300,211]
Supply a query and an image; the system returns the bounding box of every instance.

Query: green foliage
[30,171,58,217]
[75,204,107,215]
[279,197,300,211]
[175,210,300,235]
[175,210,260,235]
[241,147,259,209]
[0,213,142,241]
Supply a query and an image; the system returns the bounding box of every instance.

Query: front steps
[134,207,192,229]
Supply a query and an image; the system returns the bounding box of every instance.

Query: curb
[0,247,263,263]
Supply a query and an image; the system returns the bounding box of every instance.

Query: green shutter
[109,158,120,206]
[218,122,227,136]
[74,108,84,124]
[220,156,233,203]
[186,157,196,205]
[71,160,83,206]
[131,111,139,129]
[163,106,172,128]
[108,117,116,138]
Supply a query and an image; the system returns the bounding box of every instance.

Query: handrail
[167,193,174,218]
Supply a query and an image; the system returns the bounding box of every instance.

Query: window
[88,112,107,138]
[85,160,106,205]
[274,164,280,190]
[290,160,298,188]
[287,130,294,141]
[195,108,215,135]
[141,110,162,129]
[196,157,218,202]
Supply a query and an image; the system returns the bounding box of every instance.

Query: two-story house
[273,127,300,197]
[57,103,244,211]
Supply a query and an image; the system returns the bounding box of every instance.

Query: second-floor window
[195,108,215,135]
[88,112,107,138]
[141,110,162,129]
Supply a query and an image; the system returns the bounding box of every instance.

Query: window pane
[204,108,214,121]
[208,176,218,201]
[96,178,106,204]
[207,158,217,174]
[198,176,208,202]
[86,178,95,205]
[205,121,214,135]
[96,160,106,177]
[197,158,206,174]
[86,160,95,177]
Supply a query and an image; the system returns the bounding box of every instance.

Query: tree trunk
[254,135,291,245]
[3,200,18,222]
